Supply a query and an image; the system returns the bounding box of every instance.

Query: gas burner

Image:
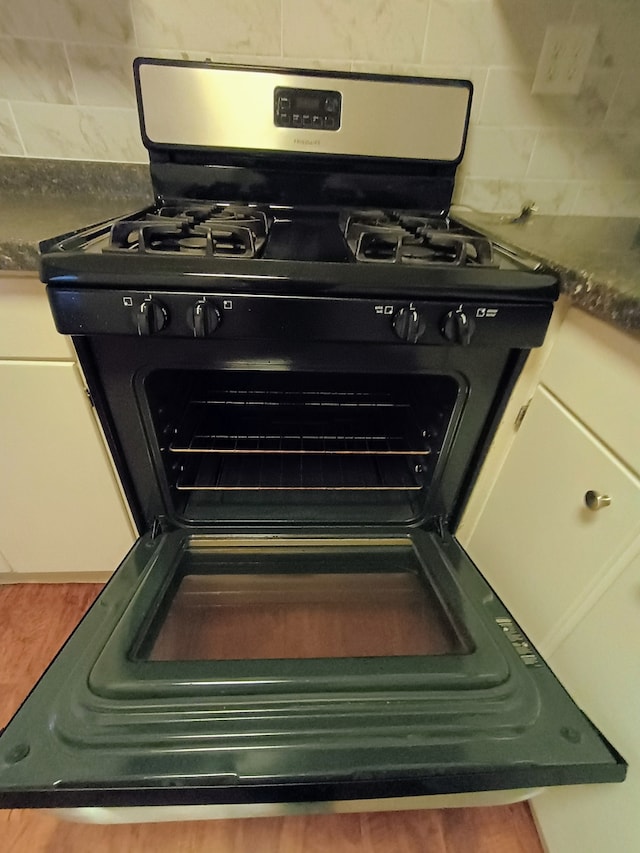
[206,205,262,222]
[201,206,270,245]
[106,220,259,257]
[396,214,449,233]
[342,210,396,229]
[342,210,495,267]
[155,203,269,229]
[341,210,448,235]
[105,204,272,258]
[154,204,217,223]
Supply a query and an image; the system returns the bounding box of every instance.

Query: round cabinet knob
[441,307,475,345]
[585,490,612,511]
[392,306,426,343]
[135,297,168,336]
[190,298,220,338]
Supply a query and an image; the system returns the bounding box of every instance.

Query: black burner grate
[343,210,496,267]
[104,204,271,258]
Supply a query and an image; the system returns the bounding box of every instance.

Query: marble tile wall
[0,0,638,216]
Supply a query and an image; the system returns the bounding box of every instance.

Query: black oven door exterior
[0,526,625,810]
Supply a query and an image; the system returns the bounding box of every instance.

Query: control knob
[190,298,220,338]
[441,307,474,345]
[392,306,426,343]
[135,297,168,336]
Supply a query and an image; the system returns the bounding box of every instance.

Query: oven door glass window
[136,541,470,661]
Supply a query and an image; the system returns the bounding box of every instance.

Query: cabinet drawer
[466,386,640,653]
[0,275,73,360]
[541,307,640,476]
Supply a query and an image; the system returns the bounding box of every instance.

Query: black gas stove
[1,57,624,821]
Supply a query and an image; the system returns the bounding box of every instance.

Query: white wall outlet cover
[532,24,598,96]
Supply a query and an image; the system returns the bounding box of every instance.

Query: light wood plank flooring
[0,583,543,853]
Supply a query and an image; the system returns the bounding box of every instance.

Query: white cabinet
[464,306,640,655]
[462,306,640,853]
[0,274,135,578]
[542,306,640,475]
[0,549,13,574]
[532,538,640,853]
[0,273,74,361]
[466,385,640,654]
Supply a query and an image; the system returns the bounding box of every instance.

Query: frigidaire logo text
[293,138,321,146]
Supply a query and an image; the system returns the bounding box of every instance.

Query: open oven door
[0,524,625,817]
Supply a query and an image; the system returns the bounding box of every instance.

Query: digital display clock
[274,86,342,130]
[296,94,322,112]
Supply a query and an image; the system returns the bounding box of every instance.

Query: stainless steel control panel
[135,58,472,162]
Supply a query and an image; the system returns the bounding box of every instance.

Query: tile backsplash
[1,0,639,216]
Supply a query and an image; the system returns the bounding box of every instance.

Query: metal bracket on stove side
[150,516,172,539]
[434,515,449,540]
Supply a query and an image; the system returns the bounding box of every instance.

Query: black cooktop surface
[65,203,497,268]
[40,202,558,303]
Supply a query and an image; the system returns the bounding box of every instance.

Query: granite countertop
[1,158,639,334]
[452,207,640,335]
[0,195,152,271]
[0,157,152,272]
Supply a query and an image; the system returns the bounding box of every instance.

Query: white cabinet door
[532,539,640,853]
[466,385,640,653]
[0,360,135,575]
[0,275,74,361]
[541,307,640,476]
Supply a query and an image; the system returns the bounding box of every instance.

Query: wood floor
[0,582,544,853]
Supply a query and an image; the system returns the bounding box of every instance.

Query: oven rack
[175,452,424,491]
[169,392,430,457]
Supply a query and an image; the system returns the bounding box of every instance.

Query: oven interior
[143,370,462,526]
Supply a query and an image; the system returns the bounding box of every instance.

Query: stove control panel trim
[48,288,553,349]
